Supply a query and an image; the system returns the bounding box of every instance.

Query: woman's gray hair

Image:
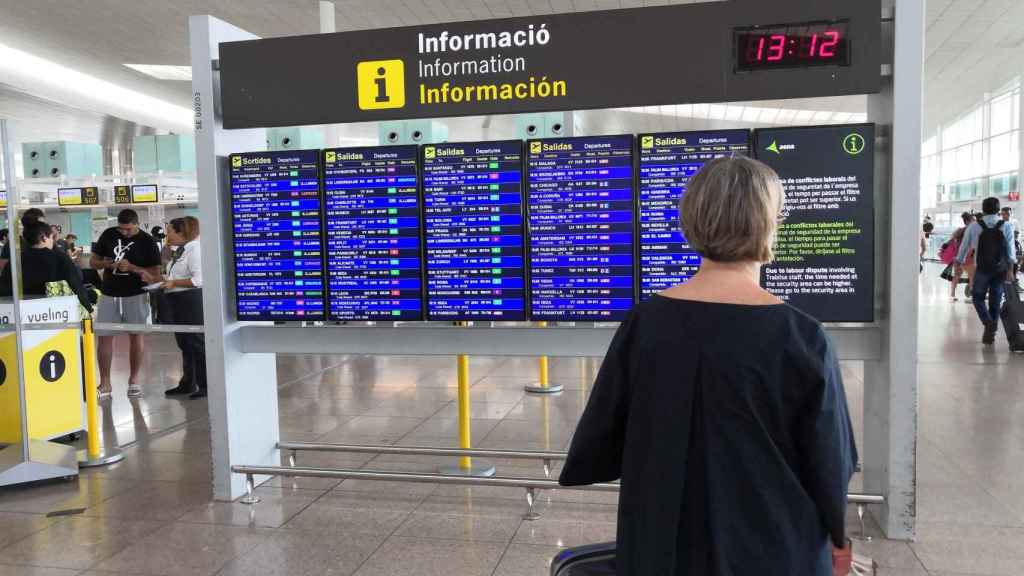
[679,156,785,263]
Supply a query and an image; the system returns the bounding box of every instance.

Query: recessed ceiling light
[124,64,193,81]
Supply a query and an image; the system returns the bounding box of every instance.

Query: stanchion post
[77,318,124,467]
[526,321,564,395]
[439,325,494,477]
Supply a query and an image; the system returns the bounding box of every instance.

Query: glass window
[991,94,1014,136]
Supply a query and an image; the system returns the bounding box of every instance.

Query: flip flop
[126,385,142,398]
[97,387,112,399]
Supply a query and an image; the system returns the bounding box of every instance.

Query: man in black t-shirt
[0,208,46,273]
[89,209,161,398]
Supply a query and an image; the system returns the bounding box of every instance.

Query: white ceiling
[0,0,1020,143]
[924,0,1024,133]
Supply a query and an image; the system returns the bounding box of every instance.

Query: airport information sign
[229,150,325,321]
[526,135,635,322]
[422,141,526,321]
[322,145,423,321]
[637,130,750,300]
[755,124,875,323]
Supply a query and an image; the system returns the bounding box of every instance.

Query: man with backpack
[957,197,1017,344]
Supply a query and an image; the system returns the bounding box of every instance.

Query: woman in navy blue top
[560,156,857,576]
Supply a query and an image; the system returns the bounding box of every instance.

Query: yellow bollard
[438,325,493,478]
[457,353,471,470]
[526,321,564,395]
[77,318,124,467]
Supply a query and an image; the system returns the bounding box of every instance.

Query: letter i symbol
[48,354,57,380]
[375,67,389,103]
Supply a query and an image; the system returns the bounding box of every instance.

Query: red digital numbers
[819,30,840,58]
[767,34,786,61]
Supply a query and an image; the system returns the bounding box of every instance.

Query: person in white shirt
[159,217,206,399]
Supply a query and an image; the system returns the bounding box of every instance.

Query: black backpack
[976,220,1008,274]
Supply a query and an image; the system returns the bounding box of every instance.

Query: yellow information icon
[424,147,436,159]
[325,151,336,163]
[356,59,406,110]
[641,136,654,149]
[231,156,242,168]
[530,141,542,155]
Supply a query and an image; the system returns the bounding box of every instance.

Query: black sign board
[114,185,132,204]
[219,1,880,128]
[526,135,635,322]
[229,150,326,321]
[754,124,875,323]
[322,145,423,321]
[422,140,526,321]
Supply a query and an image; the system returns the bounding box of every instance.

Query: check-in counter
[0,296,83,444]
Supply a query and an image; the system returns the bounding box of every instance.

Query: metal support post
[526,322,564,394]
[239,474,261,505]
[523,487,542,521]
[439,351,495,477]
[78,318,124,467]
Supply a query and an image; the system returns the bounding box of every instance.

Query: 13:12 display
[735,20,850,71]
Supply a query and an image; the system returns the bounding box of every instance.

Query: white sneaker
[127,385,142,398]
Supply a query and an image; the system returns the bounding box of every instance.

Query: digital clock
[735,20,850,72]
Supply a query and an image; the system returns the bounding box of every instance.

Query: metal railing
[0,321,204,333]
[235,442,886,537]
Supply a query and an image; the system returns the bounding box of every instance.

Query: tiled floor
[2,263,1024,575]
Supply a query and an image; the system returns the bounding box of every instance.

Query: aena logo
[356,60,406,110]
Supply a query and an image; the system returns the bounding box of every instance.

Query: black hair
[20,207,45,228]
[150,226,165,241]
[117,209,140,225]
[1001,206,1012,214]
[923,222,934,235]
[982,197,1001,215]
[0,228,8,242]
[961,212,974,225]
[24,221,52,246]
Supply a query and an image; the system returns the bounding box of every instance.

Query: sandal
[126,384,142,398]
[97,385,112,399]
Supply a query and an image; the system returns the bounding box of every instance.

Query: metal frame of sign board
[191,0,921,541]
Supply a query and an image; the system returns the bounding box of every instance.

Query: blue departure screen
[526,135,635,322]
[422,141,526,321]
[638,130,750,300]
[322,145,423,321]
[229,150,325,321]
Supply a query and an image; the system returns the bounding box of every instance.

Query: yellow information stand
[0,296,83,444]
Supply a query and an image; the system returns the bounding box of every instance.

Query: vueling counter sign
[356,24,566,111]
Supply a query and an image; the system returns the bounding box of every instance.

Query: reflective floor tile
[415,496,530,519]
[92,522,271,576]
[216,530,383,576]
[140,427,212,454]
[0,516,164,570]
[513,518,617,548]
[0,477,132,515]
[352,536,505,576]
[0,512,57,549]
[393,511,523,543]
[0,565,80,576]
[81,481,212,522]
[492,544,564,576]
[176,486,321,528]
[332,479,438,499]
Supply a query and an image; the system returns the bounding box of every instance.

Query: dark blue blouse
[560,295,857,576]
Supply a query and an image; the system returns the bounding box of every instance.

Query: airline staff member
[160,217,206,399]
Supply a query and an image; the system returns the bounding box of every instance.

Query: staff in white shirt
[160,217,207,399]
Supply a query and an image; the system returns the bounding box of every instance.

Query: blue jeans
[972,269,1006,325]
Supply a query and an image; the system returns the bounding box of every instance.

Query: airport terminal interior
[0,0,1023,575]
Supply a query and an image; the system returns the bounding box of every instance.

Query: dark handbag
[940,263,955,282]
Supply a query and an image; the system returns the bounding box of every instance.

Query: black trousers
[163,289,206,391]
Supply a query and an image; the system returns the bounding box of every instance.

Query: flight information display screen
[229,150,325,321]
[422,141,526,321]
[322,145,423,321]
[637,130,750,300]
[755,124,875,323]
[526,135,635,322]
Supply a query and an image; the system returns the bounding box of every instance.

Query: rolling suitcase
[550,543,616,576]
[550,542,877,575]
[1001,282,1024,353]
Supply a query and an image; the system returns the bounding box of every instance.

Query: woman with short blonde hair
[561,156,857,576]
